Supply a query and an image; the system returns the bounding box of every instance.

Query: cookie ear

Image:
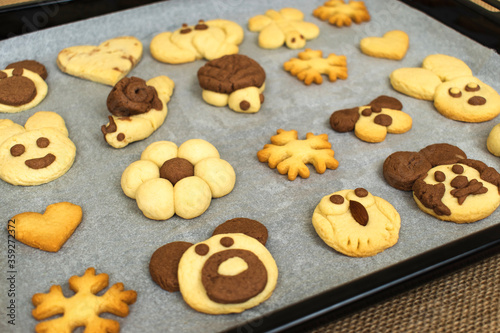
[369,95,403,110]
[24,111,69,137]
[418,143,467,167]
[0,119,25,145]
[330,107,360,132]
[149,241,193,292]
[212,218,268,245]
[383,151,432,191]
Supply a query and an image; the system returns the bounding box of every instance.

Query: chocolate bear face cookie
[149,218,278,314]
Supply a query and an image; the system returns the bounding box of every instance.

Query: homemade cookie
[6,60,48,80]
[8,202,82,252]
[0,111,76,186]
[101,75,175,148]
[487,123,500,157]
[330,95,412,142]
[32,267,137,332]
[121,140,235,220]
[150,19,244,64]
[57,36,143,86]
[248,8,319,49]
[197,54,265,113]
[360,30,409,60]
[149,219,278,314]
[284,49,348,85]
[421,54,473,81]
[313,0,370,27]
[390,67,442,101]
[312,188,400,257]
[257,129,339,180]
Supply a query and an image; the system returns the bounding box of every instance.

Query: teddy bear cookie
[57,36,143,86]
[248,8,319,49]
[101,75,175,148]
[383,143,500,223]
[257,129,339,180]
[330,95,412,143]
[390,54,500,122]
[284,49,348,85]
[150,19,244,64]
[197,54,265,113]
[0,60,48,113]
[121,140,235,220]
[312,188,401,257]
[360,30,409,60]
[313,0,370,27]
[0,111,76,186]
[149,218,278,314]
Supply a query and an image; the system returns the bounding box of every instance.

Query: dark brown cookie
[369,95,403,110]
[329,107,360,132]
[212,218,268,245]
[383,151,432,191]
[149,241,193,292]
[6,60,48,80]
[419,143,467,167]
[107,77,162,117]
[0,68,37,106]
[160,158,194,185]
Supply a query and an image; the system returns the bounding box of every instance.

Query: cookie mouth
[25,153,56,169]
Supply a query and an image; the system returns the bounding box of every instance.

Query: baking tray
[1,0,500,332]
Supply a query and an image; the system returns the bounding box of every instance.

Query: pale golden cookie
[313,0,370,27]
[57,36,143,86]
[257,129,339,180]
[248,8,319,49]
[422,54,472,81]
[284,49,348,85]
[390,67,442,101]
[0,68,48,113]
[487,123,500,157]
[360,30,409,60]
[0,111,76,186]
[150,19,244,64]
[312,188,401,257]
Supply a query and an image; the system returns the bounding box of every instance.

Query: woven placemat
[306,251,500,333]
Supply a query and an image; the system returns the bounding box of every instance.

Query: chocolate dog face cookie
[312,188,401,257]
[149,218,278,314]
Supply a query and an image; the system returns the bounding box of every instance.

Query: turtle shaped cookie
[197,54,266,113]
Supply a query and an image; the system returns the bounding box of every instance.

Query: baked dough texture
[360,30,409,60]
[0,67,48,113]
[313,0,370,27]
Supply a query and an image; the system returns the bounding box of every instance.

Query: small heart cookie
[57,36,143,86]
[8,202,82,252]
[360,30,409,60]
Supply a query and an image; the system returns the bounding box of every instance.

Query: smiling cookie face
[0,112,76,186]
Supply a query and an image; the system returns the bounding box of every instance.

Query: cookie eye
[36,137,50,148]
[465,82,480,92]
[452,165,464,174]
[330,194,344,204]
[10,144,25,157]
[434,171,446,182]
[195,20,208,30]
[180,23,192,34]
[239,100,250,111]
[195,244,209,256]
[220,237,234,247]
[300,34,304,40]
[448,87,462,98]
[354,188,368,198]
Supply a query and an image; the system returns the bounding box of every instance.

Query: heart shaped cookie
[360,30,409,60]
[8,202,82,252]
[57,36,143,86]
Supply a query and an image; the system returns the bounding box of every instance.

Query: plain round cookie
[487,123,500,157]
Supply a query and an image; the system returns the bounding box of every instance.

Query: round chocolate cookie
[212,218,268,245]
[6,60,48,80]
[149,241,193,292]
[383,151,432,191]
[419,143,467,167]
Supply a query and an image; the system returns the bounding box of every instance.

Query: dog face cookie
[197,54,265,113]
[101,75,175,148]
[121,140,235,220]
[312,188,401,257]
[257,129,339,180]
[284,49,348,85]
[150,19,244,64]
[313,0,370,27]
[248,8,319,49]
[149,218,278,314]
[57,36,143,86]
[330,95,412,142]
[360,30,409,60]
[0,111,76,186]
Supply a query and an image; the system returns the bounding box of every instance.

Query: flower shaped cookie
[121,140,235,220]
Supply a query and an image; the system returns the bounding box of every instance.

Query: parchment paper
[1,0,499,332]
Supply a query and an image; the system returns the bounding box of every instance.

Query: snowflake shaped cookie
[313,0,370,27]
[257,129,339,180]
[32,267,137,333]
[284,49,348,85]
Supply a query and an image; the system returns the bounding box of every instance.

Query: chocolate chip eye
[291,38,296,43]
[361,108,372,117]
[240,100,250,111]
[194,20,208,30]
[10,144,25,157]
[36,137,50,148]
[452,165,464,174]
[434,171,446,182]
[371,105,382,113]
[465,83,480,92]
[117,133,125,141]
[354,188,368,198]
[329,194,344,204]
[448,87,462,98]
[195,244,209,256]
[220,237,234,247]
[300,35,304,40]
[180,23,192,34]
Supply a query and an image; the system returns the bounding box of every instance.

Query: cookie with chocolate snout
[312,188,401,257]
[383,143,500,223]
[197,54,265,113]
[330,95,411,143]
[149,218,278,314]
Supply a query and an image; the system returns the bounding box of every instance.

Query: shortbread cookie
[150,19,244,64]
[422,54,473,81]
[360,30,409,60]
[312,188,400,257]
[57,36,143,86]
[101,75,175,148]
[0,111,76,186]
[248,8,319,49]
[313,0,370,27]
[8,202,82,252]
[121,140,235,220]
[197,54,265,113]
[257,129,339,180]
[330,95,411,142]
[32,267,137,332]
[390,67,442,101]
[149,219,278,314]
[0,66,48,113]
[284,49,348,85]
[487,123,500,157]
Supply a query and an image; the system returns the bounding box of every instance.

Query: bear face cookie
[149,218,278,314]
[312,188,401,257]
[0,112,76,186]
[150,19,244,64]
